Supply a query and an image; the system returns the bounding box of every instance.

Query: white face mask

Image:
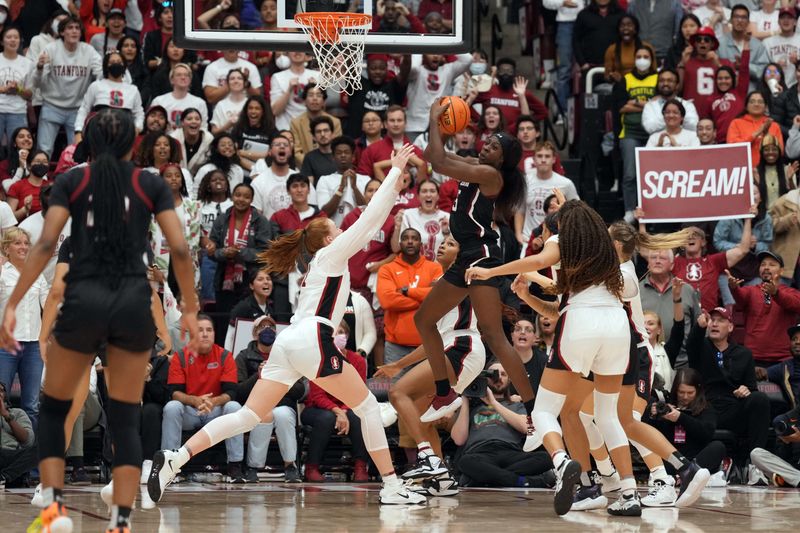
[0,11,7,25]
[52,19,62,36]
[635,58,651,72]
[333,334,348,350]
[275,54,291,70]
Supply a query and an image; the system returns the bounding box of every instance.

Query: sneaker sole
[147,451,167,503]
[676,468,710,508]
[554,461,582,516]
[607,503,642,517]
[401,466,450,480]
[379,494,427,505]
[420,397,462,423]
[640,495,677,508]
[522,433,543,452]
[572,495,608,511]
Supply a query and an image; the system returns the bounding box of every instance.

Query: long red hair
[259,218,332,277]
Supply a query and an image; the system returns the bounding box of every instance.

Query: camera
[655,401,671,417]
[773,411,799,437]
[463,368,500,398]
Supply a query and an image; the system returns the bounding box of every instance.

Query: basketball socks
[650,465,670,482]
[109,505,131,530]
[619,476,637,497]
[666,451,689,470]
[176,446,192,468]
[552,450,568,470]
[595,457,615,477]
[580,472,593,487]
[417,442,434,457]
[434,379,450,397]
[41,487,64,507]
[382,472,399,486]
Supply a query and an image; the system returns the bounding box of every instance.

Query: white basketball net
[295,13,371,95]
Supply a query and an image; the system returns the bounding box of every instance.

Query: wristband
[335,190,344,197]
[357,349,367,357]
[673,298,682,303]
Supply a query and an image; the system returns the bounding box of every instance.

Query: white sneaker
[141,460,153,484]
[147,449,183,503]
[402,453,449,480]
[747,464,769,486]
[641,478,677,507]
[572,483,608,511]
[408,473,459,497]
[706,470,728,488]
[100,481,113,510]
[597,470,621,494]
[379,480,427,505]
[31,483,43,507]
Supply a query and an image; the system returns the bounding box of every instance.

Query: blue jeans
[620,135,646,212]
[0,112,28,147]
[37,103,78,158]
[0,341,43,428]
[160,399,244,462]
[555,21,575,111]
[200,254,217,302]
[246,405,297,468]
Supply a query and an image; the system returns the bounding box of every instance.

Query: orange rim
[294,12,371,43]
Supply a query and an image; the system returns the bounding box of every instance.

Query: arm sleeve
[641,101,663,134]
[686,324,706,370]
[132,87,144,131]
[786,127,800,160]
[74,82,96,133]
[766,362,783,384]
[743,351,758,391]
[353,293,377,353]
[683,100,699,131]
[664,318,685,365]
[526,92,549,122]
[754,218,772,253]
[221,351,239,384]
[712,220,738,252]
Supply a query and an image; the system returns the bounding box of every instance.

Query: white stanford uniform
[437,297,485,393]
[261,168,402,385]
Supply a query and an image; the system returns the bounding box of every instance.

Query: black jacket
[686,324,758,405]
[209,206,277,292]
[235,340,306,407]
[228,293,275,329]
[770,86,800,141]
[573,8,624,67]
[651,405,718,459]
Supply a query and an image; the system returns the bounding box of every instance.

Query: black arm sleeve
[686,324,707,371]
[664,318,685,367]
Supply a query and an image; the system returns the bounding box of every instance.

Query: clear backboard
[174,0,473,53]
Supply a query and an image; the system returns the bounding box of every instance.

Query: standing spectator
[543,0,584,111]
[290,84,342,167]
[18,183,70,287]
[32,15,103,156]
[614,45,658,221]
[0,228,46,427]
[299,117,339,182]
[749,0,780,40]
[143,2,174,72]
[316,136,369,227]
[162,315,247,483]
[210,68,249,135]
[88,7,127,56]
[769,184,800,286]
[516,116,564,176]
[170,107,213,174]
[250,135,303,219]
[678,26,731,119]
[236,316,302,483]
[713,185,773,283]
[231,95,277,176]
[728,251,800,365]
[377,228,443,365]
[270,51,320,130]
[19,6,68,61]
[474,105,506,152]
[356,106,427,179]
[727,91,784,166]
[135,131,189,182]
[150,63,209,130]
[472,58,547,130]
[0,380,35,489]
[763,8,800,88]
[710,46,751,143]
[0,127,33,191]
[7,150,49,222]
[202,49,262,106]
[692,0,730,36]
[604,15,657,81]
[0,27,33,147]
[663,14,701,70]
[626,0,682,63]
[345,54,409,139]
[393,179,449,262]
[192,132,245,199]
[224,269,275,351]
[642,69,700,134]
[405,53,471,140]
[718,5,770,91]
[197,169,233,304]
[686,308,771,461]
[147,38,201,104]
[573,0,625,75]
[418,0,453,30]
[270,173,327,235]
[645,99,701,147]
[118,36,150,99]
[757,63,788,120]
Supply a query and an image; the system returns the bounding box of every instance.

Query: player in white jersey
[374,236,485,496]
[147,145,425,506]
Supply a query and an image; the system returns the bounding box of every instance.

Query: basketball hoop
[295,12,371,95]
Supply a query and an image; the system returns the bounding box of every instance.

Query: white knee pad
[629,438,653,458]
[202,405,261,446]
[352,393,389,452]
[531,388,566,438]
[579,411,605,451]
[593,391,628,451]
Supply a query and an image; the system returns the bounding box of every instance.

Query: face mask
[30,163,49,178]
[635,58,651,72]
[52,19,61,35]
[333,334,348,350]
[469,63,487,76]
[108,63,126,78]
[275,55,291,70]
[497,73,514,90]
[0,11,7,24]
[258,327,276,346]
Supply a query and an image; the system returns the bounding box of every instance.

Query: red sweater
[270,204,327,233]
[473,86,548,133]
[681,56,734,118]
[305,350,367,411]
[356,135,427,178]
[709,50,750,142]
[731,283,800,363]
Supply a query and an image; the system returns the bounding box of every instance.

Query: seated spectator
[141,350,172,478]
[316,136,370,227]
[663,14,701,70]
[224,269,275,350]
[0,380,36,489]
[0,127,34,192]
[768,183,800,286]
[7,150,49,222]
[290,85,342,169]
[510,318,547,397]
[516,116,565,176]
[648,368,726,475]
[714,185,772,284]
[299,117,339,182]
[341,291,377,362]
[642,69,699,135]
[202,49,261,106]
[209,183,274,313]
[210,68,249,135]
[472,57,547,129]
[750,403,800,486]
[710,51,751,143]
[755,136,794,210]
[717,6,770,91]
[687,307,771,461]
[356,105,427,180]
[270,173,326,235]
[452,361,555,488]
[250,135,302,219]
[645,99,701,147]
[65,361,102,485]
[162,315,247,482]
[192,132,245,199]
[150,64,209,131]
[678,26,732,119]
[763,7,800,90]
[270,51,319,130]
[232,96,277,176]
[345,54,409,139]
[301,322,370,482]
[760,324,800,405]
[728,251,800,366]
[614,45,657,220]
[236,316,303,483]
[393,179,449,262]
[604,15,657,82]
[697,118,718,145]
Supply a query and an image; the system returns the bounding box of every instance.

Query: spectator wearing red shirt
[516,115,565,176]
[161,315,247,481]
[357,105,428,180]
[709,48,750,143]
[7,150,49,222]
[270,174,327,235]
[300,322,370,481]
[678,27,733,118]
[418,0,453,29]
[729,251,800,365]
[471,58,548,131]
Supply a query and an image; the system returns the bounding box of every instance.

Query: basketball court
[3,483,799,531]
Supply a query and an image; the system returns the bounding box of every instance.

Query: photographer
[0,380,36,489]
[750,406,800,487]
[451,361,555,488]
[649,368,726,475]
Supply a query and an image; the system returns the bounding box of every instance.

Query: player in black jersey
[416,101,535,426]
[0,109,199,533]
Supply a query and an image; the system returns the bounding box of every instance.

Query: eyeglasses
[513,326,535,333]
[695,36,713,43]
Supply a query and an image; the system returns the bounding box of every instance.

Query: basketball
[437,96,470,135]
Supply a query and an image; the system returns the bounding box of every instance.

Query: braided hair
[555,200,623,299]
[83,108,137,282]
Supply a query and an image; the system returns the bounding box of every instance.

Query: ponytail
[608,221,689,258]
[258,217,332,277]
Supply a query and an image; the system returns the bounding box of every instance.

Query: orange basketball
[437,96,471,135]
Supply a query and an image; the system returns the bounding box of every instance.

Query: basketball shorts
[261,318,347,386]
[546,306,630,377]
[442,331,486,394]
[622,343,654,401]
[53,277,156,354]
[442,244,504,289]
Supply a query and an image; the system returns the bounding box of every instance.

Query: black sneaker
[554,459,582,516]
[243,467,259,483]
[572,483,608,511]
[227,463,246,484]
[284,464,302,483]
[607,491,642,517]
[675,460,710,508]
[68,467,91,486]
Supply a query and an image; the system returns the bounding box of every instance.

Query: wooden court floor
[2,482,799,532]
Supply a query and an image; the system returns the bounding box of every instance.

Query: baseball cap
[108,8,126,18]
[780,6,797,18]
[757,250,784,267]
[710,307,732,322]
[789,324,800,338]
[253,315,276,334]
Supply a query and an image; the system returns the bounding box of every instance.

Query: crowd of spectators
[1,0,800,491]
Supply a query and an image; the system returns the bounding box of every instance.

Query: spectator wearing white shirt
[18,183,69,287]
[251,134,316,219]
[692,0,731,37]
[405,52,472,140]
[26,11,68,110]
[642,68,699,134]
[170,107,214,174]
[269,51,320,131]
[0,27,33,147]
[392,179,450,262]
[151,63,209,130]
[646,99,702,147]
[192,132,245,200]
[316,136,369,227]
[197,169,233,303]
[763,8,800,88]
[750,0,780,40]
[0,228,47,427]
[202,50,262,106]
[210,68,248,135]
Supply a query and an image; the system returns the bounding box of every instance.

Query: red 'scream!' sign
[635,143,755,223]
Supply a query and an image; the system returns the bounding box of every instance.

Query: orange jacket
[376,255,443,346]
[726,114,783,166]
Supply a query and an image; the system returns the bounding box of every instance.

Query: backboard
[174,0,472,53]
